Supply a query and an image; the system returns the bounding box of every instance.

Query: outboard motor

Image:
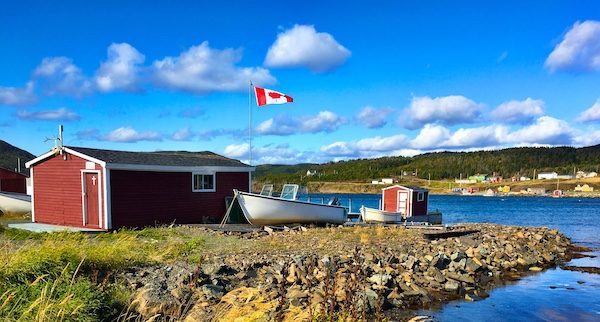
[327,196,340,206]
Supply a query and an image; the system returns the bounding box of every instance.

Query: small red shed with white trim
[25,146,253,230]
[381,185,429,217]
[0,167,27,194]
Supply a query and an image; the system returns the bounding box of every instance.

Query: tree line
[254,145,600,183]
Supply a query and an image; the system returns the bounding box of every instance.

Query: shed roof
[68,146,250,168]
[382,185,428,192]
[26,146,252,170]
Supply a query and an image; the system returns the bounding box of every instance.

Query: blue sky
[2,1,600,164]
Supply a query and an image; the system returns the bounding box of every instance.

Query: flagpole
[248,80,253,166]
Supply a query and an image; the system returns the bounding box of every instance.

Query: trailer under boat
[222,188,347,226]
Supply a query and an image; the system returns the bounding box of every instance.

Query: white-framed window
[417,191,425,201]
[192,173,215,192]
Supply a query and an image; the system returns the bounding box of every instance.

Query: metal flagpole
[248,81,253,165]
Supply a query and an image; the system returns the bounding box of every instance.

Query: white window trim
[417,191,425,202]
[192,172,216,192]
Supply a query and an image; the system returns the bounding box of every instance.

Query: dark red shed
[381,185,429,217]
[0,167,27,194]
[25,146,253,230]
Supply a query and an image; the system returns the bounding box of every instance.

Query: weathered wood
[424,229,480,239]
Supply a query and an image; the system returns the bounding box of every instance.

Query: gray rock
[368,274,392,286]
[201,284,224,300]
[444,280,460,292]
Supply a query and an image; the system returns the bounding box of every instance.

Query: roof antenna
[44,125,64,150]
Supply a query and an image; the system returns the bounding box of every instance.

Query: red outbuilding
[25,146,253,230]
[381,185,429,217]
[0,167,27,194]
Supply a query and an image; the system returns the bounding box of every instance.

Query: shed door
[83,173,100,228]
[397,191,409,216]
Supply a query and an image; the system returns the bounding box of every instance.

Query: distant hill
[254,145,600,183]
[0,140,35,176]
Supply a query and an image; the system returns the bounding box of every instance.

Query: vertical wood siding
[31,154,103,228]
[110,170,249,228]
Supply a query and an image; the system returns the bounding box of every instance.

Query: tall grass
[0,226,221,321]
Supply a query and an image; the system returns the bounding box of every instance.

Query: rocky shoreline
[119,224,577,321]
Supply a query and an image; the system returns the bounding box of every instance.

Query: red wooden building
[381,185,429,217]
[0,167,27,194]
[25,146,253,230]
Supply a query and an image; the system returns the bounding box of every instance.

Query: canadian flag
[254,87,293,106]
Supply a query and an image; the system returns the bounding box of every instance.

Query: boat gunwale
[237,191,347,209]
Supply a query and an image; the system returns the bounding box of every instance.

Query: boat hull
[235,191,347,226]
[360,206,404,223]
[0,192,31,215]
[360,206,443,225]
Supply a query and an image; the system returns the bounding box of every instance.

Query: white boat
[360,206,404,223]
[0,192,31,215]
[229,189,347,226]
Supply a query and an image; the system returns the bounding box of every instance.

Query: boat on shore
[360,206,403,223]
[227,189,347,226]
[0,192,31,215]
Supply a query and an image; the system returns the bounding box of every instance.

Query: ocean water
[301,194,600,321]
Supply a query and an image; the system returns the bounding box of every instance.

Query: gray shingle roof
[67,146,250,168]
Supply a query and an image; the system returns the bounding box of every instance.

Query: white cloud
[104,126,162,142]
[573,130,600,147]
[0,81,36,106]
[256,111,345,136]
[152,41,275,94]
[410,124,451,149]
[95,43,145,92]
[491,98,545,124]
[223,142,320,164]
[576,99,600,123]
[33,57,93,96]
[264,24,351,72]
[444,125,508,148]
[320,134,409,158]
[355,106,394,128]
[355,134,409,151]
[545,20,600,72]
[16,107,79,121]
[401,95,482,129]
[171,127,194,141]
[505,116,574,145]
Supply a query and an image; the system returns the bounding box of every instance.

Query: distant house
[498,185,511,193]
[489,176,503,183]
[25,146,253,230]
[556,174,574,180]
[306,170,317,176]
[519,176,531,181]
[381,178,394,184]
[527,187,547,195]
[468,174,488,182]
[538,172,558,180]
[576,171,598,178]
[0,167,27,194]
[574,184,594,192]
[455,179,476,184]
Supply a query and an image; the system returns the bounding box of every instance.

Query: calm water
[301,194,600,321]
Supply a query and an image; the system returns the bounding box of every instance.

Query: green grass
[0,225,240,321]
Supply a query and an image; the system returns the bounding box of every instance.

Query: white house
[538,172,558,180]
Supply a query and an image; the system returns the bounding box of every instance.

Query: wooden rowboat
[360,206,404,223]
